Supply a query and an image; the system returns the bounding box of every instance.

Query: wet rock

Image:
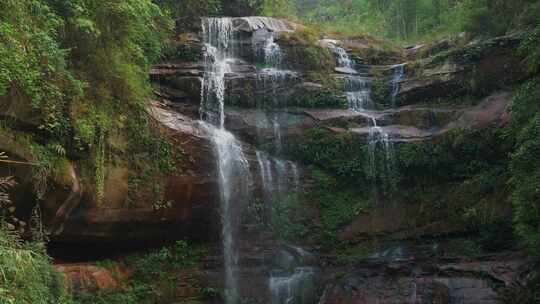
[232,17,296,33]
[319,254,529,304]
[398,35,527,105]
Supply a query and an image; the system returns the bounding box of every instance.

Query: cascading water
[256,151,301,203]
[322,39,355,72]
[268,246,317,304]
[200,17,251,304]
[264,34,282,67]
[367,117,395,180]
[390,63,405,105]
[323,39,400,190]
[323,40,373,111]
[257,69,297,153]
[345,76,373,111]
[270,268,316,304]
[255,33,297,153]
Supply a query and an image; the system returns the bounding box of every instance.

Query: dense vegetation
[0,225,72,304]
[266,0,540,42]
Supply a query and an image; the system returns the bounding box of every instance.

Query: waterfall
[324,41,401,190]
[201,17,251,304]
[390,63,405,105]
[268,246,317,304]
[367,117,395,179]
[264,34,282,67]
[322,40,372,111]
[345,76,372,111]
[322,39,355,71]
[256,151,301,204]
[201,18,234,127]
[256,69,297,153]
[270,268,316,304]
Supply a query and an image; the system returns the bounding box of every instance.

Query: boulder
[232,17,296,33]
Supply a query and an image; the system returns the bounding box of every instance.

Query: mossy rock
[277,27,336,72]
[161,36,203,63]
[290,83,346,108]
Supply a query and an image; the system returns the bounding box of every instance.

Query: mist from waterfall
[201,17,251,304]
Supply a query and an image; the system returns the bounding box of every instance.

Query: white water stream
[201,17,251,304]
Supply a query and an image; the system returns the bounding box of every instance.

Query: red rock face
[55,264,128,293]
[39,104,221,244]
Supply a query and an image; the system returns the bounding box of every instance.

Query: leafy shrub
[509,78,540,256]
[518,25,540,74]
[269,195,312,241]
[0,225,72,304]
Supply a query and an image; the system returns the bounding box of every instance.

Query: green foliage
[269,195,312,241]
[518,25,540,74]
[160,41,202,62]
[278,28,335,71]
[335,242,377,265]
[445,238,483,257]
[156,0,264,27]
[498,272,540,304]
[308,169,374,245]
[75,241,207,304]
[509,78,540,256]
[127,241,205,280]
[0,153,15,210]
[30,141,70,199]
[201,287,222,299]
[275,0,540,42]
[0,0,175,204]
[287,124,513,246]
[261,0,295,17]
[370,72,391,105]
[289,72,347,108]
[289,128,368,183]
[291,88,346,108]
[0,0,82,138]
[0,225,73,304]
[155,0,222,20]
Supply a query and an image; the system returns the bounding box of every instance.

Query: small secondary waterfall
[201,17,251,304]
[264,34,283,67]
[390,63,405,105]
[270,268,316,304]
[269,246,318,304]
[256,151,301,203]
[345,76,372,111]
[257,69,297,153]
[323,39,401,188]
[255,31,298,153]
[367,117,395,180]
[323,39,355,73]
